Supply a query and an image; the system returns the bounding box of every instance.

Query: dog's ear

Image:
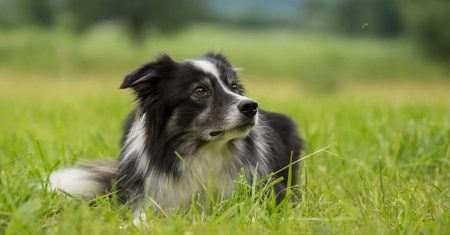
[120,54,176,90]
[203,52,241,73]
[204,52,230,65]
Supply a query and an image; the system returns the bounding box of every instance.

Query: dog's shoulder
[259,109,304,154]
[260,110,300,135]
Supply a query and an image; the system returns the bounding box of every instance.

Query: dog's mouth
[208,122,255,138]
[209,131,223,137]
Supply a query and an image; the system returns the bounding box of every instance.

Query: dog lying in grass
[49,53,303,224]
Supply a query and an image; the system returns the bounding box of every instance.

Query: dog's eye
[231,83,239,93]
[192,86,208,97]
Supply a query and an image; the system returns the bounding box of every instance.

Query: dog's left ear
[120,54,176,90]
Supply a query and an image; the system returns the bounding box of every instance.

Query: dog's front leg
[116,167,148,225]
[132,207,147,226]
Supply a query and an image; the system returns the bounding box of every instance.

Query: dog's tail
[49,161,118,199]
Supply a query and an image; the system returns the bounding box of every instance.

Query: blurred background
[1,2,450,233]
[0,0,448,89]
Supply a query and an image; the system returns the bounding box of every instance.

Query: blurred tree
[0,0,19,27]
[303,0,403,37]
[403,0,450,61]
[67,0,206,43]
[0,0,56,27]
[20,0,55,27]
[338,0,403,36]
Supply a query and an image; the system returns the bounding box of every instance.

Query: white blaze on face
[188,59,220,79]
[188,58,259,135]
[188,59,249,100]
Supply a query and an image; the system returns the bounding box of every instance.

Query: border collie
[49,53,303,222]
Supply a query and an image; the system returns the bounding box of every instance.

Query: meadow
[0,26,449,234]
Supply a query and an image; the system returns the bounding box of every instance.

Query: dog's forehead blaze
[186,59,240,91]
[188,59,220,79]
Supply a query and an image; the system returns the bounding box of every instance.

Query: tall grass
[0,75,449,234]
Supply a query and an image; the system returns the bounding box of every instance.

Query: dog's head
[120,53,258,143]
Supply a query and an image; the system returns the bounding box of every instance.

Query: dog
[49,53,303,223]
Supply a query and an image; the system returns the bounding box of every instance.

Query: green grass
[0,76,449,234]
[0,26,449,234]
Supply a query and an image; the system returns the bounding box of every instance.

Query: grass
[0,26,449,234]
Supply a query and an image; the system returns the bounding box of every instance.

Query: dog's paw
[132,212,151,229]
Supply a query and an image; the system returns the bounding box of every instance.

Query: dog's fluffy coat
[50,53,303,219]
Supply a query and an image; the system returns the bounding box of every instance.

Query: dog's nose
[238,100,258,117]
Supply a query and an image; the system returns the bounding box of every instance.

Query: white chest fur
[123,114,271,212]
[145,142,240,210]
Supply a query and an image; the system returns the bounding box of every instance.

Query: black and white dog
[50,53,303,222]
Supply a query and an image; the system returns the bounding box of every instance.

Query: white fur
[144,141,239,210]
[232,125,271,179]
[121,114,149,175]
[188,59,220,79]
[232,67,242,72]
[49,168,104,198]
[247,123,271,175]
[216,73,246,98]
[189,59,250,101]
[132,212,148,226]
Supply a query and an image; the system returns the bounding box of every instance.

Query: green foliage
[336,0,403,36]
[0,0,206,43]
[402,0,450,61]
[303,0,450,61]
[67,0,207,42]
[0,0,56,27]
[303,0,404,36]
[0,26,447,83]
[1,0,449,61]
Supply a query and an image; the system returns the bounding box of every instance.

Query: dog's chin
[204,122,255,142]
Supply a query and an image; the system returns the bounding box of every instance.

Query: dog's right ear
[120,63,157,89]
[120,54,176,90]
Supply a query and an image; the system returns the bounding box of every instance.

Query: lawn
[0,26,449,234]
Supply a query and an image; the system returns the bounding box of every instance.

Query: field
[0,26,449,234]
